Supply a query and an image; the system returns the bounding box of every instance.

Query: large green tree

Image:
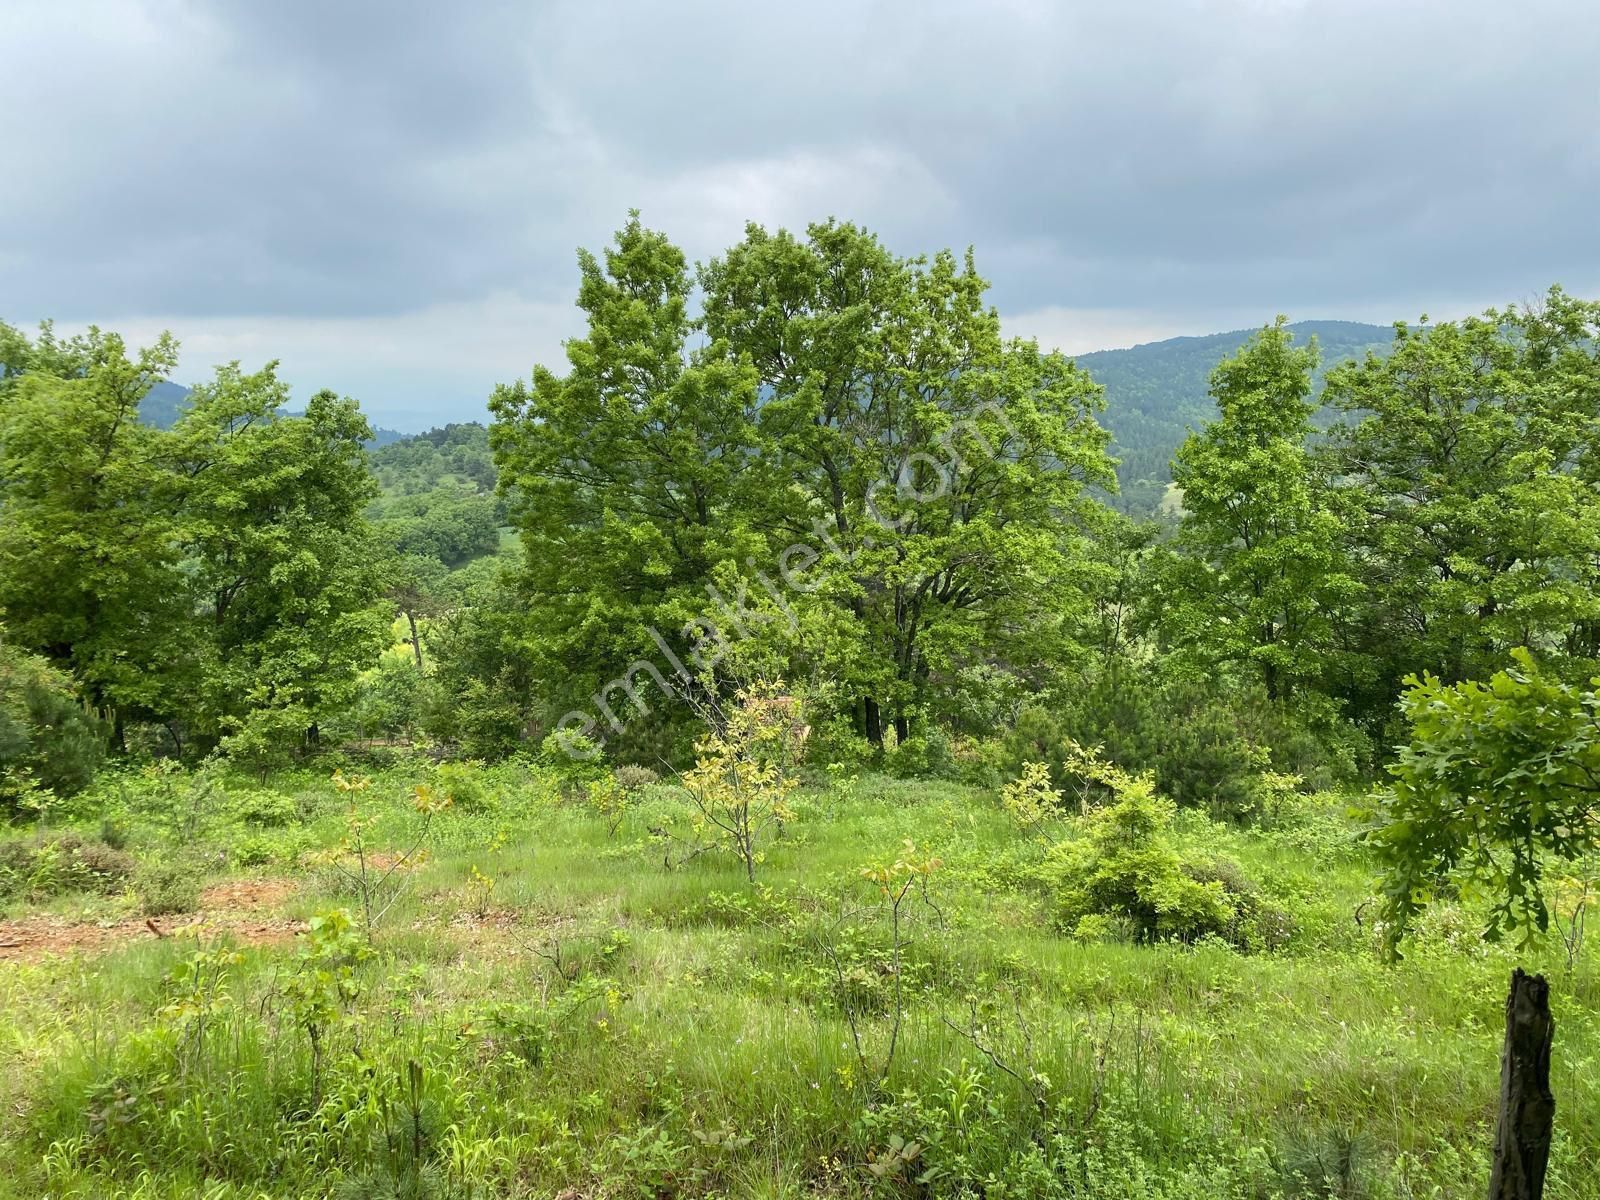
[1322,288,1600,721]
[488,214,761,742]
[173,367,391,748]
[0,323,391,755]
[488,217,1118,753]
[1161,318,1352,701]
[701,221,1116,743]
[0,327,191,725]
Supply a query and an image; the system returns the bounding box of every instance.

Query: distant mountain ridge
[1077,319,1394,512]
[136,380,192,429]
[138,319,1400,509]
[136,382,407,447]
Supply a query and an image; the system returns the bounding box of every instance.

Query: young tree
[1375,649,1600,950]
[1375,649,1596,1200]
[1163,318,1349,701]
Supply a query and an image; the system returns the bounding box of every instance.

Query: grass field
[1,761,1596,1199]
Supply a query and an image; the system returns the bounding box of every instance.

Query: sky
[3,0,1597,430]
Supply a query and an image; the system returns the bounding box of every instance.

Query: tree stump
[1488,969,1554,1200]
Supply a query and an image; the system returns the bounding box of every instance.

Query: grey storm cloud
[3,0,1597,424]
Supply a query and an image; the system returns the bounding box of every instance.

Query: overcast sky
[4,0,1597,428]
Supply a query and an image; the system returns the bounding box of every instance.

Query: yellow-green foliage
[1039,757,1281,949]
[586,776,629,838]
[1050,773,1235,944]
[681,682,808,880]
[998,761,1060,830]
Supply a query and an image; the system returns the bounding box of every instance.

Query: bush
[434,760,494,812]
[1047,769,1269,948]
[0,833,135,901]
[999,761,1063,832]
[1182,856,1297,952]
[805,714,874,774]
[0,638,107,810]
[136,858,203,916]
[539,729,602,769]
[1005,674,1359,822]
[539,729,607,801]
[233,789,299,827]
[219,706,310,782]
[613,764,659,792]
[233,836,276,867]
[887,726,960,779]
[340,652,425,741]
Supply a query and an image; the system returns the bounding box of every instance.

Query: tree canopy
[487,217,1117,753]
[0,321,390,756]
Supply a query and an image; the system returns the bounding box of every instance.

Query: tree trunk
[864,698,883,747]
[1489,969,1554,1200]
[894,713,909,745]
[406,610,424,670]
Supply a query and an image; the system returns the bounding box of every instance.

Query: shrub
[0,833,135,901]
[887,726,960,779]
[613,764,659,792]
[233,836,276,868]
[587,776,629,838]
[234,789,299,827]
[1182,856,1297,952]
[679,682,808,881]
[219,705,311,782]
[136,858,203,916]
[538,730,606,800]
[999,762,1063,832]
[434,761,494,812]
[806,713,874,774]
[1047,771,1269,947]
[340,652,425,742]
[539,728,601,767]
[0,638,107,811]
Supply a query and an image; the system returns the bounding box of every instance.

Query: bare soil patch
[0,877,303,962]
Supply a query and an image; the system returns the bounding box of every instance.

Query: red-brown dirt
[0,877,303,962]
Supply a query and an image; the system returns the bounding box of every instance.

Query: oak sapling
[283,907,370,1111]
[819,839,943,1096]
[326,770,451,939]
[679,682,809,881]
[1375,650,1600,1199]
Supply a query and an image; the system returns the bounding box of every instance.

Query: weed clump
[135,858,203,916]
[0,833,134,901]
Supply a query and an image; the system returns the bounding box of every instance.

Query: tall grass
[0,765,1595,1197]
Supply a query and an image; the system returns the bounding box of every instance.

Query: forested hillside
[101,320,1398,523]
[1083,320,1393,512]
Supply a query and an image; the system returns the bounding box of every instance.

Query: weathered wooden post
[1488,969,1554,1200]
